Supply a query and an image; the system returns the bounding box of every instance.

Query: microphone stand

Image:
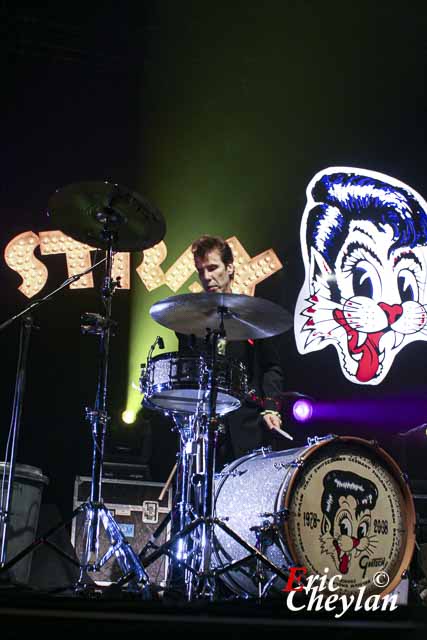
[0,256,107,581]
[0,314,33,575]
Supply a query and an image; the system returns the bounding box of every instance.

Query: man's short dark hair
[191,235,234,267]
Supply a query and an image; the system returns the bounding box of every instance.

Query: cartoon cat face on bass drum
[295,168,427,385]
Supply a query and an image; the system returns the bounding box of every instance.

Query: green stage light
[122,409,136,425]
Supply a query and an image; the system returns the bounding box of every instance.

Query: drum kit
[0,181,418,604]
[138,290,294,600]
[138,308,417,601]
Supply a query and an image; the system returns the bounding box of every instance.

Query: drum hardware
[250,521,278,547]
[258,508,289,523]
[251,445,273,456]
[215,468,248,479]
[49,181,165,595]
[251,522,280,599]
[273,459,303,470]
[133,511,292,598]
[306,434,335,447]
[136,376,292,598]
[135,296,294,601]
[81,312,118,336]
[1,181,166,594]
[145,335,165,363]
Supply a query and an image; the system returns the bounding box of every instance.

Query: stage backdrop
[1,2,427,520]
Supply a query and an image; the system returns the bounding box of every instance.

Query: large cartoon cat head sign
[295,167,427,385]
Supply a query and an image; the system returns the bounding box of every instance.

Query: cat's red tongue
[333,540,350,574]
[333,309,385,382]
[333,538,359,574]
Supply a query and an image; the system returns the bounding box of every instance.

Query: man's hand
[261,411,293,441]
[262,411,282,430]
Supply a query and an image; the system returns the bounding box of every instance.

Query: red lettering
[282,566,307,592]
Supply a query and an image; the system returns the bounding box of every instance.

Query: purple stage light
[293,398,313,422]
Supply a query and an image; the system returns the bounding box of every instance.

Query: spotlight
[292,398,314,423]
[122,409,136,424]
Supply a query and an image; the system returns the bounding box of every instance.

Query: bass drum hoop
[282,435,416,598]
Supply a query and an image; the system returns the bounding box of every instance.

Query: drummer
[177,234,286,465]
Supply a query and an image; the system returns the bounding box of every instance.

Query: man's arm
[257,336,285,430]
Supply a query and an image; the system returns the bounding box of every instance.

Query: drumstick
[273,426,294,441]
[158,462,178,501]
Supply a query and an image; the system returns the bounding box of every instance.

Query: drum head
[283,436,415,597]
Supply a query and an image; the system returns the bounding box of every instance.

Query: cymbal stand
[75,227,150,595]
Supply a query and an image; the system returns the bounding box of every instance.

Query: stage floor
[1,584,427,638]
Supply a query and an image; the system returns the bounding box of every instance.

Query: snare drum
[140,351,248,416]
[213,435,415,598]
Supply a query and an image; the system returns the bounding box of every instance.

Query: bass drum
[213,435,415,598]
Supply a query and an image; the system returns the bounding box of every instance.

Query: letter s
[4,232,48,298]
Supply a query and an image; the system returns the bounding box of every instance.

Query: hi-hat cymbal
[47,181,166,252]
[150,292,293,340]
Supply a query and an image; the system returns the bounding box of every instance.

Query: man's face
[194,249,234,293]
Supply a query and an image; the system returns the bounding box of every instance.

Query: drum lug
[250,446,272,456]
[274,458,303,470]
[258,508,289,523]
[402,471,411,486]
[306,434,336,447]
[367,439,380,448]
[215,468,248,479]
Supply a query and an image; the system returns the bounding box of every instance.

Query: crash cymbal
[150,292,293,340]
[47,181,166,252]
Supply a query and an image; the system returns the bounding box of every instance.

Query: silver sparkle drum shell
[213,436,415,598]
[140,351,248,416]
[213,446,298,597]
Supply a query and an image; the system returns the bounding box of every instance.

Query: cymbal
[47,181,166,252]
[150,292,293,340]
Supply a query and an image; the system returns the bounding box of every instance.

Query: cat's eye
[351,260,381,299]
[353,266,374,298]
[398,269,418,302]
[338,515,352,537]
[357,520,369,539]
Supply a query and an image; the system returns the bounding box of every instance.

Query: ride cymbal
[47,180,166,251]
[150,292,293,340]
